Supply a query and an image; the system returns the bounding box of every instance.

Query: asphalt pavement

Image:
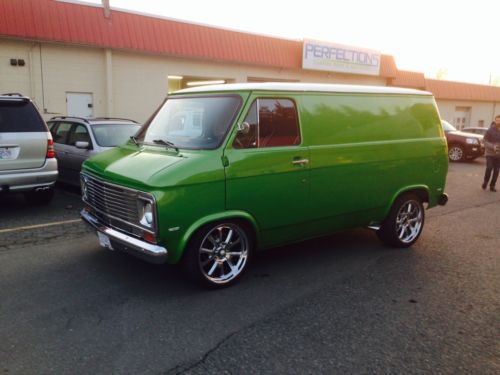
[0,159,498,374]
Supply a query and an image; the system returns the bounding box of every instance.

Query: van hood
[82,145,184,189]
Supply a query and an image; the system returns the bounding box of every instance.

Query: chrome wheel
[448,146,464,162]
[198,223,249,285]
[377,193,425,248]
[395,200,423,244]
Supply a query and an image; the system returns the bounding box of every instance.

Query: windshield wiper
[153,139,179,152]
[129,135,140,146]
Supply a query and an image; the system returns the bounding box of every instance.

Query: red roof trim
[2,0,499,102]
[426,79,500,102]
[0,0,391,75]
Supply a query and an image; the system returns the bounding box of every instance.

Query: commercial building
[1,0,499,128]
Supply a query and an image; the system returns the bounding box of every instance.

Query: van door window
[234,98,300,149]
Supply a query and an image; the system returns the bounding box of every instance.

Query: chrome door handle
[292,158,309,165]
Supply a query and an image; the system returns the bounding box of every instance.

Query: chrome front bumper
[80,209,168,264]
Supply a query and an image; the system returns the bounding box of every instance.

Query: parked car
[0,93,58,204]
[462,126,488,136]
[80,83,449,288]
[441,120,484,162]
[47,116,140,186]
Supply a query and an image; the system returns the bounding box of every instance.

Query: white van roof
[175,82,431,96]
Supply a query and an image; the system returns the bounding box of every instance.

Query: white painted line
[0,219,82,234]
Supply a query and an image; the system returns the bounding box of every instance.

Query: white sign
[303,39,381,76]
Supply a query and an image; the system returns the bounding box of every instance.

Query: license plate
[97,232,113,250]
[0,148,12,160]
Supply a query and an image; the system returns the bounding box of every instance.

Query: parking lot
[0,159,499,374]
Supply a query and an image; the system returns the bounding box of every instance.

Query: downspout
[105,49,113,117]
[39,43,46,113]
[28,42,37,99]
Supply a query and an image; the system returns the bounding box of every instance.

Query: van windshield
[138,95,242,150]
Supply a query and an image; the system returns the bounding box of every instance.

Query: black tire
[377,193,425,248]
[448,144,465,162]
[24,187,54,205]
[182,220,254,288]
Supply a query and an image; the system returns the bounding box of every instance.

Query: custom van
[80,83,449,287]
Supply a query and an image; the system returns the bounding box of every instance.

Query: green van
[80,83,448,287]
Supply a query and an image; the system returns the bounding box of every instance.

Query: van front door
[224,97,310,248]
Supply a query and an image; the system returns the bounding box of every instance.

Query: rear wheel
[377,194,425,247]
[448,145,464,162]
[24,187,54,205]
[182,220,254,288]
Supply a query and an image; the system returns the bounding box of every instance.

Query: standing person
[482,115,500,192]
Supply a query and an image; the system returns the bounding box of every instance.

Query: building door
[453,107,471,130]
[66,92,93,117]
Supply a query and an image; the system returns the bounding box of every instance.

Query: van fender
[175,210,261,262]
[383,185,431,218]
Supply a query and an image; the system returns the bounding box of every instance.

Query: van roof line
[174,82,432,96]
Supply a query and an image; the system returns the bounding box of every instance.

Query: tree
[436,68,448,80]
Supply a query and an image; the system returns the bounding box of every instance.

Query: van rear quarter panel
[298,93,447,231]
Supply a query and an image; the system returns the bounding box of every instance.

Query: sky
[85,0,499,85]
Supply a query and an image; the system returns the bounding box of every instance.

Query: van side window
[234,98,300,149]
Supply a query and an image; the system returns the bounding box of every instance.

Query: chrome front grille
[81,173,143,237]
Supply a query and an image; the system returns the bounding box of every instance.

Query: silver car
[47,117,140,186]
[0,93,58,204]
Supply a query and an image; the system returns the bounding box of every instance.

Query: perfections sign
[303,39,381,76]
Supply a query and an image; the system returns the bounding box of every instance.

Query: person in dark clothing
[482,115,500,192]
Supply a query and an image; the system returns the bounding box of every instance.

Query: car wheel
[448,145,465,162]
[24,187,55,205]
[182,220,254,288]
[377,194,425,248]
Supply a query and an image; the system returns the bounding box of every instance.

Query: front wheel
[377,194,425,247]
[182,221,253,288]
[448,145,465,162]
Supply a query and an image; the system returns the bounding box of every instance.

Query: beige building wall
[0,39,40,101]
[436,99,498,128]
[111,51,387,122]
[1,38,498,125]
[40,43,106,118]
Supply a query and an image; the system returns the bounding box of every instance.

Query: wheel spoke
[398,225,406,238]
[208,261,218,276]
[200,247,214,254]
[224,229,234,244]
[227,251,242,257]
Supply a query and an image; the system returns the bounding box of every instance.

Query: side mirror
[75,141,90,149]
[237,122,251,135]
